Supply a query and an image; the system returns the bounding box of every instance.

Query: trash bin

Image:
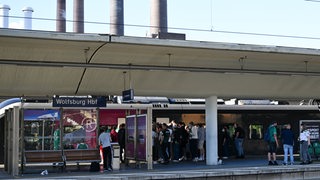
[112,145,120,170]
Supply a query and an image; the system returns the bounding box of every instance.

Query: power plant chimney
[0,4,10,28]
[22,7,33,30]
[73,0,84,33]
[56,0,66,32]
[150,0,167,37]
[150,0,185,40]
[110,0,124,36]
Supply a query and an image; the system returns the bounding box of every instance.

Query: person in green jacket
[267,121,279,165]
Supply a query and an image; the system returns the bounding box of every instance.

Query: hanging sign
[122,89,134,101]
[52,96,106,107]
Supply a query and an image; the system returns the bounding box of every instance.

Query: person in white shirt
[299,124,312,164]
[188,122,199,162]
[99,126,112,171]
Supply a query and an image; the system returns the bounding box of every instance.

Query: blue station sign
[52,96,107,107]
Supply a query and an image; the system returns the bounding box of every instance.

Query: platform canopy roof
[0,29,320,100]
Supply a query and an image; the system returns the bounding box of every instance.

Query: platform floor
[2,156,320,180]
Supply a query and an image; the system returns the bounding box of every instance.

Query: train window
[249,124,263,140]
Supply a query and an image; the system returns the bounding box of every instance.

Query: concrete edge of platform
[111,165,320,180]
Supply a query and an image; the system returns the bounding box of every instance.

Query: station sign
[52,96,106,107]
[122,89,134,101]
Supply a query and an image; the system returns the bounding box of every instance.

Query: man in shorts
[267,121,279,165]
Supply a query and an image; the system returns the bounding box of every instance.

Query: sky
[1,0,320,49]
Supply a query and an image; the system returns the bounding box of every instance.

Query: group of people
[220,123,245,159]
[152,121,206,164]
[222,121,314,166]
[99,120,314,170]
[266,121,312,165]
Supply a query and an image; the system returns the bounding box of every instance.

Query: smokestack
[22,7,33,30]
[150,0,167,36]
[0,4,10,28]
[56,0,66,32]
[73,0,84,33]
[110,0,124,36]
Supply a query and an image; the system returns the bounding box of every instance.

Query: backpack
[90,162,100,172]
[264,127,270,142]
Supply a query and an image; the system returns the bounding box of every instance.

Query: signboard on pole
[122,89,134,101]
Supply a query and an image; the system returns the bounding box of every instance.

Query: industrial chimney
[150,0,167,37]
[150,0,185,40]
[73,0,84,33]
[110,0,124,36]
[0,4,10,28]
[56,0,66,32]
[22,7,33,30]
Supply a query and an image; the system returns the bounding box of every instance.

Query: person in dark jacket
[117,123,126,163]
[281,124,295,165]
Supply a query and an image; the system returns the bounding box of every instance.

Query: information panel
[125,115,136,159]
[136,115,147,161]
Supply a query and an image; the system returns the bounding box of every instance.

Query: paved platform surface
[1,156,320,180]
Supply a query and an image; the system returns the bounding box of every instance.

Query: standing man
[221,126,230,159]
[197,123,206,161]
[267,121,279,165]
[233,123,245,158]
[99,126,112,171]
[281,124,295,165]
[117,123,126,163]
[159,123,170,164]
[300,124,312,164]
[188,122,199,162]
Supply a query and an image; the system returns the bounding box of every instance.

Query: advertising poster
[23,109,60,150]
[136,115,147,161]
[24,109,60,121]
[126,115,136,159]
[300,120,320,142]
[62,109,97,149]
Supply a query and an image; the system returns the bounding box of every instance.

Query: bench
[23,150,64,173]
[63,149,101,169]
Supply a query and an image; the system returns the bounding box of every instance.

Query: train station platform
[1,156,320,180]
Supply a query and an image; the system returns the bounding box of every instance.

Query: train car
[151,103,320,156]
